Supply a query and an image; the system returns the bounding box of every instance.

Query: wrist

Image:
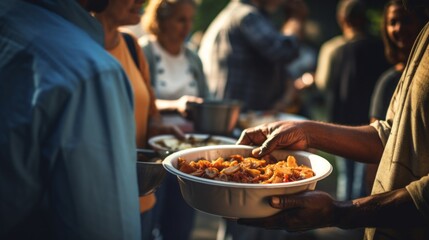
[300,120,319,149]
[173,99,181,112]
[334,200,357,229]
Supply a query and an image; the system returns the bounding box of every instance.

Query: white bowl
[148,134,237,151]
[162,145,332,219]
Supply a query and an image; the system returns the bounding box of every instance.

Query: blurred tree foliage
[191,0,384,47]
[193,0,229,33]
[366,6,383,37]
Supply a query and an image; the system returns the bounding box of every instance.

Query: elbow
[368,129,385,164]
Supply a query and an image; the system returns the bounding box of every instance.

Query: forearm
[336,188,425,228]
[155,99,178,112]
[303,121,383,164]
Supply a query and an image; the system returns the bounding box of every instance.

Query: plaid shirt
[198,1,298,111]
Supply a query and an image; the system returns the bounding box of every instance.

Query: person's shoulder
[120,29,139,42]
[224,1,255,14]
[42,30,116,83]
[372,67,400,106]
[319,35,346,54]
[335,35,368,52]
[230,2,261,22]
[184,44,200,58]
[120,30,144,55]
[183,45,204,69]
[137,35,155,62]
[23,17,119,90]
[138,34,151,48]
[377,67,401,86]
[418,22,429,40]
[322,36,346,47]
[347,34,383,49]
[239,2,258,12]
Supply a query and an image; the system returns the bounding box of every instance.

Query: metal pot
[136,149,170,196]
[187,100,242,136]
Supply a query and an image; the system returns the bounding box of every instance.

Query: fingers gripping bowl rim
[162,145,333,219]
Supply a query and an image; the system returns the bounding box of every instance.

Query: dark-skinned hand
[237,121,309,157]
[237,190,341,232]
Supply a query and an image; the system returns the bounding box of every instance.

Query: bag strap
[121,32,140,70]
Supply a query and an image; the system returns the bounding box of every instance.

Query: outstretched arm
[237,120,383,164]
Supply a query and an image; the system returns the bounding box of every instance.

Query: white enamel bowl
[162,145,333,219]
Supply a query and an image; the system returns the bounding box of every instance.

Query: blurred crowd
[1,0,429,240]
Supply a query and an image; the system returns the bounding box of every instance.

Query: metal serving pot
[136,149,171,196]
[187,100,242,136]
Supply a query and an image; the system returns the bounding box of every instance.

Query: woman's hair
[381,0,428,64]
[142,0,196,36]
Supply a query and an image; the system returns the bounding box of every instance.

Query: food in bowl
[177,154,315,184]
[162,145,332,219]
[149,134,237,152]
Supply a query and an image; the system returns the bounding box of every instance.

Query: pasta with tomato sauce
[177,154,315,184]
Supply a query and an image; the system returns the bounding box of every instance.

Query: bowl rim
[136,161,163,165]
[163,145,333,189]
[188,99,242,106]
[148,133,237,150]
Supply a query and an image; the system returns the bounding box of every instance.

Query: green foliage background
[193,0,229,32]
[190,0,384,47]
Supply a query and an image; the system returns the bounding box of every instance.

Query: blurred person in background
[93,0,185,239]
[366,0,428,194]
[273,0,318,117]
[139,0,210,118]
[138,0,209,239]
[198,0,299,112]
[236,1,429,239]
[316,0,389,201]
[369,0,428,123]
[314,3,348,114]
[0,0,142,239]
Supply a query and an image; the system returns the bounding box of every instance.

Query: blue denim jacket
[0,0,141,239]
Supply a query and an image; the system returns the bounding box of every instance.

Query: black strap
[121,32,140,70]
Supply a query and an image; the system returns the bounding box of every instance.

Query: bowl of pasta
[162,145,332,219]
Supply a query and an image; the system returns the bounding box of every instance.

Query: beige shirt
[368,22,429,240]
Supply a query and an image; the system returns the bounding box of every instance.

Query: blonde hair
[142,0,197,36]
